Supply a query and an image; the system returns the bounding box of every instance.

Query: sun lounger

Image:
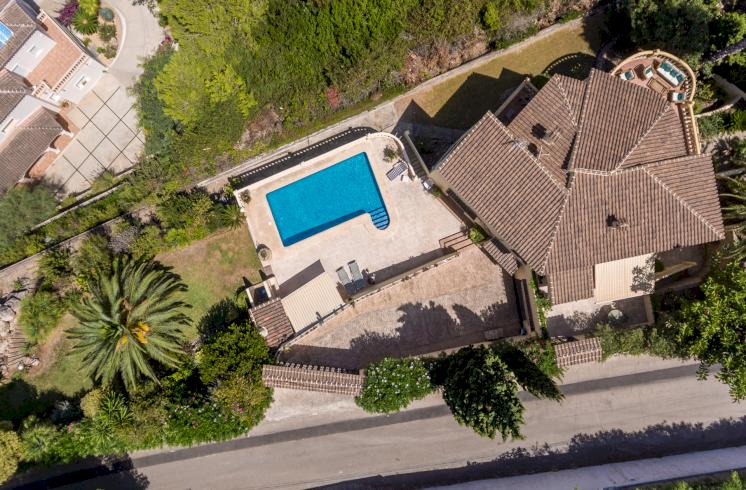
[337,267,355,296]
[386,160,408,181]
[348,260,365,292]
[619,69,635,81]
[643,65,654,79]
[669,91,686,103]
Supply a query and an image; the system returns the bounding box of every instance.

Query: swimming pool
[266,152,390,247]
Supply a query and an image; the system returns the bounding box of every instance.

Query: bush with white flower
[356,357,433,414]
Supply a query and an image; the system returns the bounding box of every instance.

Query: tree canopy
[198,321,270,385]
[0,184,57,249]
[438,345,524,441]
[69,258,191,391]
[669,260,746,401]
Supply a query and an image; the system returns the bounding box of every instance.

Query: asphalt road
[11,359,746,490]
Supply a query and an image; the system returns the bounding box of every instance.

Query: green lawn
[397,13,605,129]
[156,223,262,339]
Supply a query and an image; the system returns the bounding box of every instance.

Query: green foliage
[494,339,564,401]
[72,10,99,35]
[481,1,502,32]
[468,225,487,243]
[212,374,272,425]
[0,184,57,250]
[72,233,113,291]
[128,225,163,260]
[0,429,22,484]
[709,12,746,58]
[670,261,746,401]
[99,7,114,21]
[80,389,103,418]
[626,0,718,62]
[163,396,248,446]
[697,112,726,140]
[38,247,73,287]
[437,345,524,440]
[98,22,116,43]
[356,357,432,413]
[18,291,67,345]
[20,422,60,465]
[77,0,99,16]
[198,322,270,385]
[68,258,191,392]
[595,323,684,360]
[97,391,133,429]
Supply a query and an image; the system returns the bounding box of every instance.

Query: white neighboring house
[0,0,104,191]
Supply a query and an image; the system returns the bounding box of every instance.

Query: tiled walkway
[44,74,144,194]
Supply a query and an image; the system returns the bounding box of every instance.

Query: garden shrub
[493,339,564,401]
[0,184,57,250]
[72,10,98,34]
[468,225,487,243]
[98,23,116,43]
[698,113,726,139]
[128,224,163,260]
[80,389,103,418]
[356,357,432,414]
[199,322,270,385]
[77,0,98,16]
[212,374,272,425]
[481,1,502,32]
[73,233,113,291]
[0,429,22,484]
[20,422,59,465]
[163,397,247,446]
[38,247,73,287]
[18,291,66,345]
[595,323,684,360]
[56,0,79,26]
[97,392,133,430]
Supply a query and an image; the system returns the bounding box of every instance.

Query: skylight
[0,22,14,48]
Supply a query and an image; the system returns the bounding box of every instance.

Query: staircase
[439,231,472,251]
[369,207,390,230]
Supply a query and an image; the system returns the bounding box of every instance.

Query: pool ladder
[369,207,390,230]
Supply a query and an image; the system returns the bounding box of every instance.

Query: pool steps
[369,207,390,230]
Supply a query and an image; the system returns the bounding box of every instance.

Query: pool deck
[240,133,463,291]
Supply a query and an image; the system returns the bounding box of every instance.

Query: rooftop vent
[542,127,562,145]
[606,214,628,229]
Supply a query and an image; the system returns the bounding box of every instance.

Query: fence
[262,363,364,396]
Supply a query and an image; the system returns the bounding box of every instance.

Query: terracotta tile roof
[0,68,28,122]
[571,69,670,173]
[436,69,724,303]
[507,75,584,179]
[620,104,689,168]
[480,239,519,274]
[27,15,84,90]
[553,338,602,368]
[0,107,62,191]
[548,267,594,305]
[548,156,723,273]
[0,0,38,67]
[262,364,364,396]
[436,112,567,268]
[249,298,293,348]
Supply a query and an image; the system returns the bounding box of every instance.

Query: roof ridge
[615,102,673,171]
[487,111,567,191]
[434,112,493,171]
[565,69,596,175]
[537,182,574,275]
[642,166,725,240]
[553,75,580,126]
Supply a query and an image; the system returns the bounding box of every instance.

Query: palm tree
[720,176,746,263]
[69,257,191,391]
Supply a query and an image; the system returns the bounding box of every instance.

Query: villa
[0,0,104,191]
[429,51,724,325]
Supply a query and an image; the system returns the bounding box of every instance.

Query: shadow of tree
[197,298,242,342]
[631,255,656,293]
[543,52,597,79]
[319,416,746,489]
[9,455,150,489]
[493,342,563,401]
[0,378,81,427]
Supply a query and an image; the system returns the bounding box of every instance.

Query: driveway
[44,75,144,194]
[34,0,164,194]
[281,246,522,370]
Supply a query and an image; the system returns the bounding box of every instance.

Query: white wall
[56,57,104,104]
[6,30,56,77]
[0,94,54,144]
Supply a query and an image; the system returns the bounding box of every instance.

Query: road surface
[10,357,745,490]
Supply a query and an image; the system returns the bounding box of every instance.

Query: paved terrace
[241,133,463,289]
[280,246,522,371]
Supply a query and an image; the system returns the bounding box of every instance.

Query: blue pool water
[266,152,390,246]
